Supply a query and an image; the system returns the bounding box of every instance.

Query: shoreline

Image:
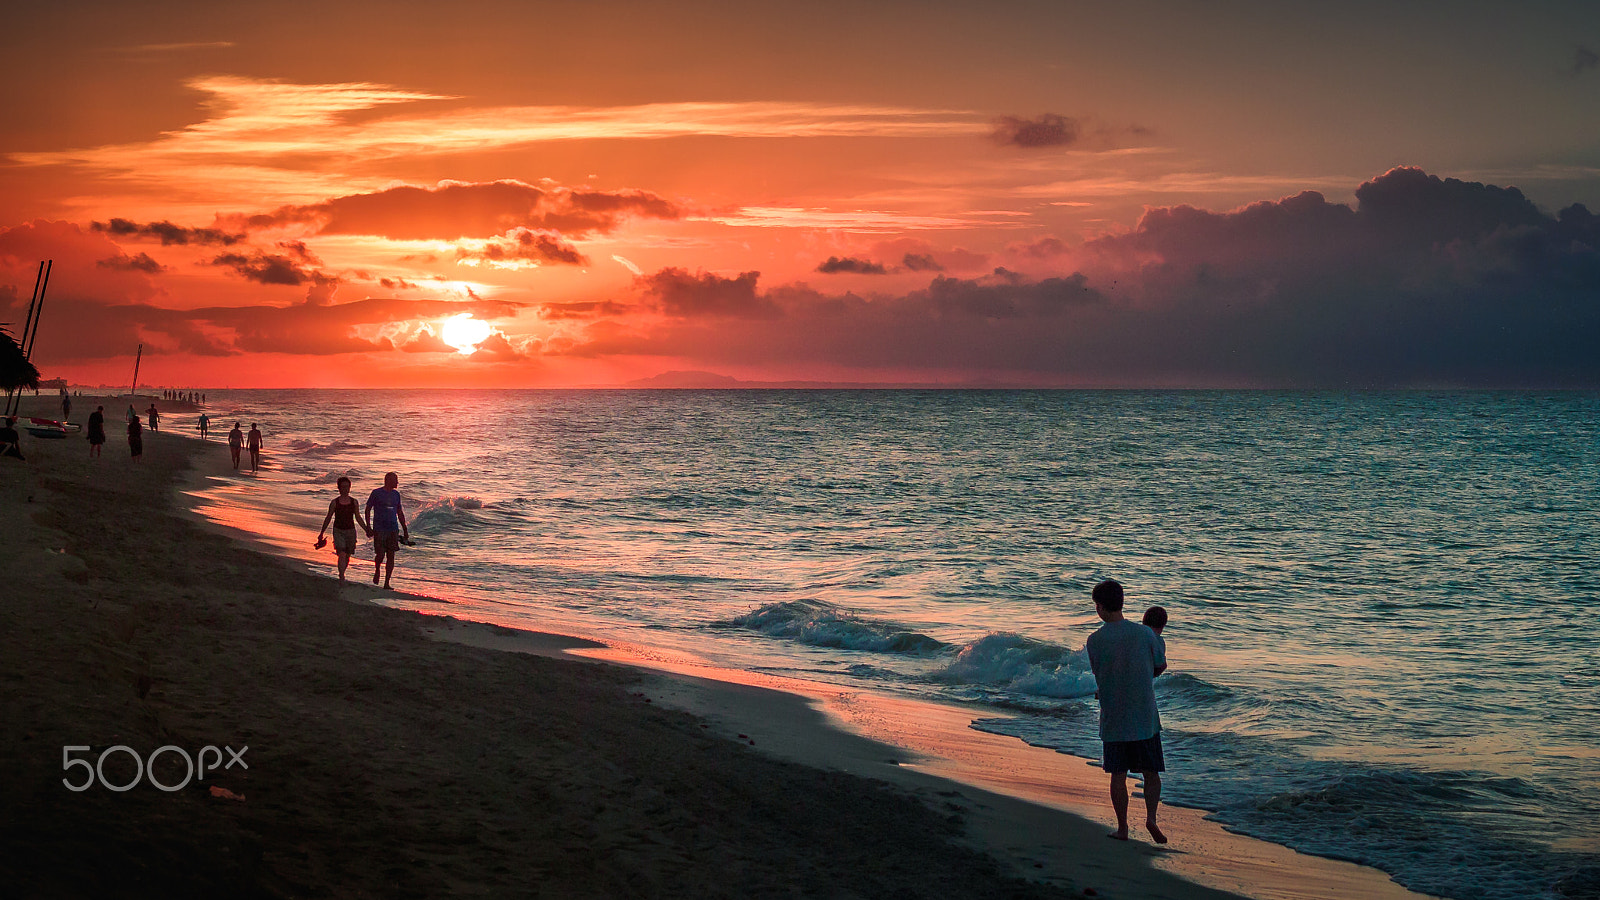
[3,394,1434,899]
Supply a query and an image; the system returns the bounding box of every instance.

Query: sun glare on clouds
[440,313,491,354]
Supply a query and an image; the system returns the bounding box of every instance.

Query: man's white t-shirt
[1086,619,1166,742]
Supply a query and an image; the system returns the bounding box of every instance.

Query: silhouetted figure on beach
[316,475,372,583]
[1087,579,1168,844]
[227,422,244,469]
[365,471,410,589]
[127,416,143,462]
[147,403,159,432]
[60,389,70,422]
[126,404,138,426]
[198,412,210,441]
[0,417,24,461]
[87,406,105,458]
[246,423,263,472]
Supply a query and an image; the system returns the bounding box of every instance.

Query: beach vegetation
[0,325,41,392]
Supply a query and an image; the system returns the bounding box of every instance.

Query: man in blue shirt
[1086,578,1168,843]
[365,471,411,589]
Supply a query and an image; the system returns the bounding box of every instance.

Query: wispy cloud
[115,41,236,53]
[10,77,987,203]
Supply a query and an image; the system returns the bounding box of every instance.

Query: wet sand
[0,395,1434,899]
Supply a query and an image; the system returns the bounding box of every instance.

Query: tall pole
[129,343,144,400]
[17,261,44,360]
[22,259,52,360]
[5,262,45,416]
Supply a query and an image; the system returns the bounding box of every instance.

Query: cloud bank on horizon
[3,166,1597,387]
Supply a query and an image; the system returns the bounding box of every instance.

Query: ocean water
[184,390,1600,900]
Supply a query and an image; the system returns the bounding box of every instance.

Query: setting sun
[440,314,491,355]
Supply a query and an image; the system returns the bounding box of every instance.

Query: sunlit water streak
[184,390,1600,900]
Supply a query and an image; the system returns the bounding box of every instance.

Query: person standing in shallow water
[227,422,243,469]
[365,471,410,589]
[1086,578,1168,844]
[246,423,263,472]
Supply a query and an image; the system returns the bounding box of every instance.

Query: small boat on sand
[21,417,81,439]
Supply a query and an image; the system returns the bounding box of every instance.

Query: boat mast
[4,260,49,417]
[129,343,143,399]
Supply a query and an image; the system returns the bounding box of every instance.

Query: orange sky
[4,1,1600,387]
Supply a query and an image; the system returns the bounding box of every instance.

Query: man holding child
[1086,578,1168,844]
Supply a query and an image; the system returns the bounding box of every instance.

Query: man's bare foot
[1146,820,1167,844]
[383,581,391,589]
[373,572,380,584]
[1107,828,1129,841]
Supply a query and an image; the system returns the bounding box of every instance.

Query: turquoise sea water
[188,390,1600,900]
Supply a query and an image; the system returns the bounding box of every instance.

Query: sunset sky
[3,1,1598,388]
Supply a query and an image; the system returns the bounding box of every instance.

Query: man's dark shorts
[374,529,400,554]
[1102,734,1165,773]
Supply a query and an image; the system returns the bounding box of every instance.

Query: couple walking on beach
[314,472,411,588]
[227,423,263,472]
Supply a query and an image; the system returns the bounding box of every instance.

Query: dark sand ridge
[0,395,1432,899]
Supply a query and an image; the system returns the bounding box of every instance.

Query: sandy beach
[0,395,1435,899]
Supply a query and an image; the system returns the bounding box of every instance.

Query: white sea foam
[724,600,950,655]
[930,633,1097,698]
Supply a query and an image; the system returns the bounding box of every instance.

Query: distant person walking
[87,406,105,458]
[147,403,159,432]
[126,404,138,425]
[127,416,143,462]
[227,422,244,469]
[198,412,210,441]
[246,423,263,472]
[1086,579,1168,844]
[316,476,372,583]
[365,472,410,589]
[60,389,71,422]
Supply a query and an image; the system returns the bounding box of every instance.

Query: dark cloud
[241,180,681,241]
[563,168,1600,386]
[991,114,1080,148]
[817,256,888,275]
[209,248,337,291]
[1069,166,1600,385]
[1563,44,1598,77]
[639,268,778,318]
[901,253,944,272]
[275,240,321,264]
[90,218,244,246]
[97,252,165,273]
[1010,237,1069,259]
[917,268,1101,318]
[380,276,419,290]
[459,228,588,267]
